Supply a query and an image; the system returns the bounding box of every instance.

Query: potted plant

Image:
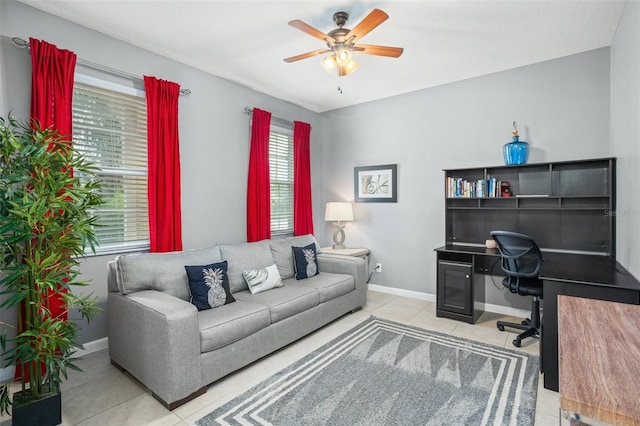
[0,115,103,425]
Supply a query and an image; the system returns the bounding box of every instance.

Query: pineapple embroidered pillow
[292,243,319,280]
[185,260,236,311]
[242,264,284,294]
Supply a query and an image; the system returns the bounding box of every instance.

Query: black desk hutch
[434,157,640,392]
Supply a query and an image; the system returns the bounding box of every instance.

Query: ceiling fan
[284,8,404,77]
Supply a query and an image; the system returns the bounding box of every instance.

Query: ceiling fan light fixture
[321,55,337,73]
[344,58,359,75]
[285,9,403,77]
[335,47,351,66]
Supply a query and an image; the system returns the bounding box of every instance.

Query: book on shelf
[446,176,512,198]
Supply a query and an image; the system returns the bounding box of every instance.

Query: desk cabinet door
[437,261,473,316]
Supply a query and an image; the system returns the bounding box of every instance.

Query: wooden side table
[558,295,640,426]
[321,247,370,278]
[321,247,370,258]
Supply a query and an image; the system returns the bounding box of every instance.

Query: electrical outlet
[375,263,382,272]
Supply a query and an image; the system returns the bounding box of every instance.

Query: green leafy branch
[0,115,104,414]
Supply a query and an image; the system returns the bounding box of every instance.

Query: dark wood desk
[434,245,640,392]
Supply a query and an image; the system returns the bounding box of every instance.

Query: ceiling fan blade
[283,49,330,63]
[345,9,388,42]
[356,44,404,58]
[288,20,336,44]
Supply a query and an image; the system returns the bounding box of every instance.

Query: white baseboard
[0,338,109,383]
[368,284,436,302]
[74,337,109,357]
[367,284,530,318]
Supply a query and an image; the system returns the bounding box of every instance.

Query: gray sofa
[107,235,367,409]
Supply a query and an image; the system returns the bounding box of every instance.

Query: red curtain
[246,108,272,242]
[144,76,183,253]
[22,38,76,381]
[29,38,76,138]
[293,121,314,236]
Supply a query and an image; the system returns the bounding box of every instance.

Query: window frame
[269,122,294,237]
[73,74,150,256]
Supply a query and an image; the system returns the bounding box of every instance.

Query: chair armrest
[108,290,201,405]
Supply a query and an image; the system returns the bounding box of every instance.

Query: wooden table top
[558,295,640,426]
[321,247,370,257]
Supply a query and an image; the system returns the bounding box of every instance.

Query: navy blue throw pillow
[185,260,235,311]
[292,243,319,280]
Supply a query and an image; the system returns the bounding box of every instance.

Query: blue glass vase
[503,136,529,165]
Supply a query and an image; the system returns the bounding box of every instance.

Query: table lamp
[325,202,354,250]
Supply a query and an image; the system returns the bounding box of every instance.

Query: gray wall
[611,0,640,279]
[0,1,6,118]
[320,48,612,307]
[0,1,10,364]
[0,1,325,344]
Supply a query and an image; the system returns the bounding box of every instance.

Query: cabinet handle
[465,274,470,279]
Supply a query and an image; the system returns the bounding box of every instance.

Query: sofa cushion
[185,261,235,311]
[198,300,271,353]
[288,272,355,303]
[292,243,319,280]
[220,241,275,293]
[233,285,320,324]
[115,245,222,300]
[243,264,284,295]
[269,235,321,279]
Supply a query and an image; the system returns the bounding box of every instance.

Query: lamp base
[332,244,346,250]
[332,224,346,249]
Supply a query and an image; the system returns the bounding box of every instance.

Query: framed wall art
[354,164,397,203]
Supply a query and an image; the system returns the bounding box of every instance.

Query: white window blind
[269,126,294,235]
[72,80,149,254]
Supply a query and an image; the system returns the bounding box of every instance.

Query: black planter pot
[12,390,61,426]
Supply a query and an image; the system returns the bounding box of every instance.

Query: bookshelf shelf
[444,158,616,256]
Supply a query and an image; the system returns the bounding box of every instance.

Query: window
[269,124,294,235]
[72,75,149,254]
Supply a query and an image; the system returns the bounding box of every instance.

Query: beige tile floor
[1,290,559,425]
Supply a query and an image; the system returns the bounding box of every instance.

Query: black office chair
[490,231,544,348]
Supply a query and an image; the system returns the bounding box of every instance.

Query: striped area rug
[197,316,538,426]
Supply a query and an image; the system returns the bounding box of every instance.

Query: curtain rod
[244,106,311,130]
[12,37,191,96]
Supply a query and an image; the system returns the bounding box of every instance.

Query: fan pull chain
[337,75,344,95]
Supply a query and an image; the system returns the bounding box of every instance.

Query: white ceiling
[18,0,625,113]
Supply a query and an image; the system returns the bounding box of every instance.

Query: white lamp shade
[325,202,353,222]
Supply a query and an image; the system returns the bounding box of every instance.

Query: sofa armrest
[317,253,367,305]
[108,289,201,406]
[107,260,118,293]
